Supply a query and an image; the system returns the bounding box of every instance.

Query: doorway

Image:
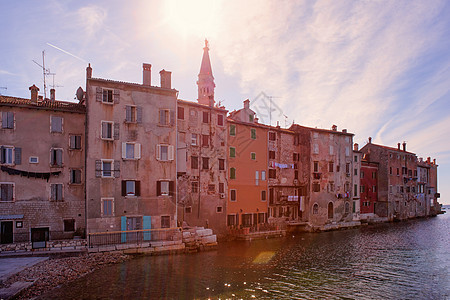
[1,221,13,244]
[31,227,49,249]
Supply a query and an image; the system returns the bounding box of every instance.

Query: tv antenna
[32,50,55,99]
[266,95,281,126]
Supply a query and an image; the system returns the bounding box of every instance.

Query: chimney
[143,63,151,86]
[244,99,250,109]
[342,129,347,133]
[50,88,55,101]
[433,159,436,164]
[29,84,39,102]
[427,157,431,163]
[38,95,43,102]
[402,141,406,152]
[159,69,171,89]
[86,63,92,79]
[354,143,359,151]
[398,143,401,150]
[368,137,372,144]
[332,125,337,131]
[419,157,423,162]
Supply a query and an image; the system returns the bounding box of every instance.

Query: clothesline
[1,166,61,182]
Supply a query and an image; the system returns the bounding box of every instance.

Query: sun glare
[164,0,222,39]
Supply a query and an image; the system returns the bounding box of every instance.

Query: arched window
[312,203,319,215]
[328,202,334,219]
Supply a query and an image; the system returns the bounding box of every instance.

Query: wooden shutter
[169,181,174,196]
[7,112,14,129]
[75,169,81,183]
[125,106,132,122]
[136,106,143,123]
[122,143,127,159]
[95,160,102,177]
[156,145,161,161]
[135,143,141,159]
[57,184,63,201]
[168,145,174,161]
[101,122,107,139]
[135,181,141,196]
[51,184,55,201]
[69,136,75,148]
[56,149,63,166]
[170,110,175,126]
[113,89,120,104]
[0,146,4,164]
[76,135,81,149]
[121,181,127,196]
[156,181,161,196]
[114,160,120,178]
[113,123,120,140]
[14,147,21,165]
[96,87,102,102]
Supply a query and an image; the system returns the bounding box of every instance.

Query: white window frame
[122,142,141,160]
[191,133,198,146]
[126,180,136,196]
[125,105,137,123]
[160,181,170,195]
[29,156,39,164]
[69,135,82,150]
[157,144,174,161]
[0,182,15,202]
[50,115,63,133]
[50,148,63,167]
[101,121,114,140]
[2,146,14,165]
[101,159,114,178]
[50,183,64,201]
[230,189,237,202]
[261,170,266,181]
[101,197,115,217]
[329,145,334,155]
[159,109,170,126]
[1,111,14,129]
[102,89,114,104]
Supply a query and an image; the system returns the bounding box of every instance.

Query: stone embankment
[0,252,130,300]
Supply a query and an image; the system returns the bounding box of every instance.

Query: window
[202,111,209,123]
[345,146,350,156]
[227,215,236,226]
[373,185,377,193]
[177,106,184,120]
[361,185,365,193]
[161,216,171,228]
[295,170,299,179]
[191,181,199,193]
[354,168,358,176]
[372,172,377,179]
[70,169,82,184]
[329,162,334,172]
[202,135,209,147]
[269,151,275,159]
[101,121,113,140]
[269,169,276,179]
[69,135,82,150]
[397,168,399,176]
[219,158,225,170]
[217,114,224,126]
[261,190,267,201]
[1,146,14,165]
[122,142,141,159]
[51,116,63,133]
[157,181,173,196]
[64,219,75,232]
[2,112,14,129]
[251,128,256,139]
[361,171,365,179]
[230,124,236,136]
[102,89,113,103]
[251,152,256,160]
[157,145,174,161]
[29,156,38,163]
[313,144,319,154]
[126,105,136,122]
[249,114,254,122]
[121,180,140,196]
[50,183,63,201]
[101,198,114,216]
[390,167,392,175]
[185,206,192,213]
[312,203,319,214]
[230,189,237,201]
[328,182,335,192]
[255,171,259,185]
[230,147,236,158]
[261,171,266,180]
[354,155,358,162]
[293,153,299,161]
[312,182,320,192]
[208,184,215,194]
[202,157,209,170]
[216,206,223,213]
[313,161,319,173]
[191,134,198,146]
[159,109,170,125]
[329,145,334,155]
[191,156,198,169]
[346,163,350,174]
[269,132,276,141]
[0,183,14,201]
[230,167,236,179]
[354,184,358,197]
[50,148,63,167]
[102,160,113,177]
[219,182,225,194]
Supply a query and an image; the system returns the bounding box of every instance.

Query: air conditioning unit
[220,193,225,199]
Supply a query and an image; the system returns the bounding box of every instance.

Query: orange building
[227,100,269,233]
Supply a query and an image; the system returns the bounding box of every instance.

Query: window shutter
[101,122,107,139]
[14,147,21,165]
[135,143,141,159]
[113,90,120,104]
[156,145,161,161]
[69,136,75,148]
[58,184,63,201]
[114,160,120,178]
[56,149,62,166]
[157,181,161,196]
[7,112,14,129]
[168,145,174,161]
[96,87,102,102]
[76,170,81,183]
[95,160,102,177]
[76,135,81,149]
[170,110,175,126]
[122,143,127,159]
[121,181,126,196]
[0,147,4,164]
[114,123,120,140]
[169,181,174,196]
[135,181,141,196]
[136,106,143,123]
[51,184,55,201]
[1,112,6,128]
[125,106,131,122]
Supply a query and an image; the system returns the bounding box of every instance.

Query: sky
[1,0,449,204]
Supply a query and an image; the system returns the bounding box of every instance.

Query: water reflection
[43,213,449,299]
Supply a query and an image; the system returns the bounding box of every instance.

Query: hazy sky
[1,0,449,204]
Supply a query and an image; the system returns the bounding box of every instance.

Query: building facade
[360,158,379,216]
[0,86,85,245]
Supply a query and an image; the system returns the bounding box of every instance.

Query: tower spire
[197,39,215,106]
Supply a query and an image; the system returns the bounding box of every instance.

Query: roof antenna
[33,50,55,99]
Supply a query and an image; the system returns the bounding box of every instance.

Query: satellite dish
[76,87,84,101]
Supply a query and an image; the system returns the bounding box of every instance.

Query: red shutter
[122,181,126,196]
[157,181,161,196]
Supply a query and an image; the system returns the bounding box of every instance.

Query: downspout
[175,92,179,227]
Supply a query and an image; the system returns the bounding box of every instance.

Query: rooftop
[0,95,85,113]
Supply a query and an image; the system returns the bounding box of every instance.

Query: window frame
[50,115,63,133]
[250,128,256,139]
[50,183,64,201]
[101,121,114,140]
[101,197,114,217]
[50,148,63,167]
[1,111,14,129]
[230,189,237,202]
[0,182,14,202]
[122,142,141,160]
[101,159,114,178]
[70,169,82,184]
[102,89,114,104]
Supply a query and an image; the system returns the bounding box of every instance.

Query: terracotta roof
[177,98,227,112]
[227,117,295,133]
[364,142,416,155]
[289,123,354,136]
[0,95,85,113]
[89,77,178,93]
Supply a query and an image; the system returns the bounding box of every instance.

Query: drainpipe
[175,92,179,227]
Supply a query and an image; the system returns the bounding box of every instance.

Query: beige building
[85,63,178,233]
[0,86,85,245]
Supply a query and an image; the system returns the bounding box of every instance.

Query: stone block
[151,241,164,247]
[87,247,99,253]
[182,231,192,239]
[99,246,115,252]
[196,229,213,237]
[201,235,217,244]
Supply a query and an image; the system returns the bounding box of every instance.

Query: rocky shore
[0,252,130,299]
